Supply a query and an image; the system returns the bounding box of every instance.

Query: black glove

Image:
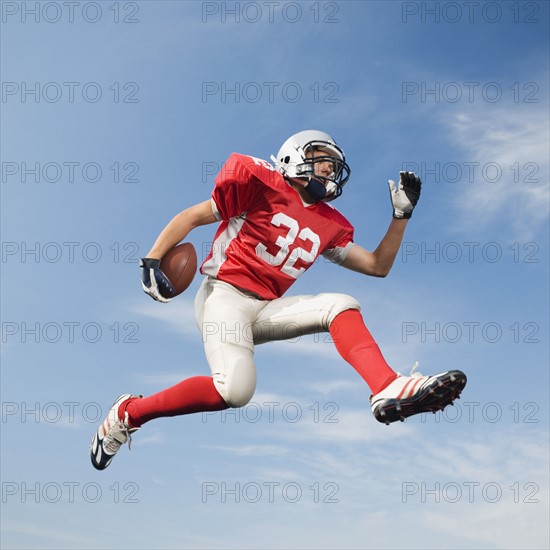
[139,258,174,303]
[388,171,422,219]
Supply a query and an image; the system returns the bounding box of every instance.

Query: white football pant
[194,276,360,407]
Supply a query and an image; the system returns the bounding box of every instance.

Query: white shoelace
[396,361,422,378]
[103,416,135,453]
[409,361,421,376]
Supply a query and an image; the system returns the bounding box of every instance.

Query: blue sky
[1,1,549,548]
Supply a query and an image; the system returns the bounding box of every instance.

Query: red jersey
[201,153,355,300]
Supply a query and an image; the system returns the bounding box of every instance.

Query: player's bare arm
[139,200,217,303]
[146,199,217,259]
[342,218,408,277]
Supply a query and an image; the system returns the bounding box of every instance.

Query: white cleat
[90,394,140,470]
[370,363,467,425]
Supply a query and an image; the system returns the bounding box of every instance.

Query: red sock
[330,309,397,394]
[119,376,229,428]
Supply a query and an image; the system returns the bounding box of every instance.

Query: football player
[91,130,466,470]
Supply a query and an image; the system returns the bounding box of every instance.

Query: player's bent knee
[227,393,254,409]
[212,371,256,408]
[323,293,360,325]
[215,383,255,408]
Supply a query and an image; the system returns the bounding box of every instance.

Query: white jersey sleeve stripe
[210,197,222,221]
[321,241,355,265]
[201,215,247,277]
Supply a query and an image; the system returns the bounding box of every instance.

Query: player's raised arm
[342,171,421,277]
[341,218,408,277]
[140,200,217,303]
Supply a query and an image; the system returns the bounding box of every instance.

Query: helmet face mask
[271,130,351,202]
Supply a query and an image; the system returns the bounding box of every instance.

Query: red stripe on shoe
[407,377,424,397]
[397,378,415,399]
[397,377,425,399]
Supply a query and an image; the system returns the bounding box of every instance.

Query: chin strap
[304,179,338,202]
[304,178,328,201]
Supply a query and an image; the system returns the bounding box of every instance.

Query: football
[159,242,198,298]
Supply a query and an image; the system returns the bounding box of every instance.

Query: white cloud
[1,522,90,548]
[129,297,198,338]
[200,443,290,458]
[135,372,193,387]
[272,407,417,445]
[447,103,549,240]
[133,430,167,447]
[231,425,549,549]
[304,378,362,396]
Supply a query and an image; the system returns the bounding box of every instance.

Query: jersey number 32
[255,212,320,279]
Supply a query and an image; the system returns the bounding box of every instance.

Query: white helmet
[270,130,351,201]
